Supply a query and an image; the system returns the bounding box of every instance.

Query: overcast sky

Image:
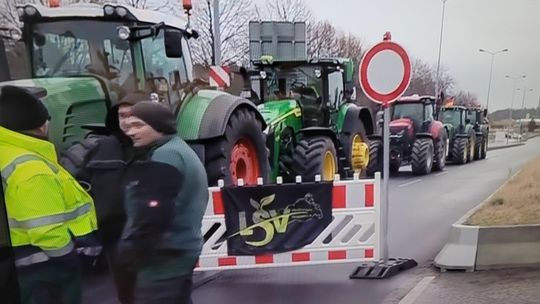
[303,0,540,111]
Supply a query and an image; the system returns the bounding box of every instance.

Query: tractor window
[424,104,434,121]
[141,31,189,85]
[30,20,132,82]
[441,110,462,126]
[467,111,478,124]
[392,103,424,124]
[327,71,343,109]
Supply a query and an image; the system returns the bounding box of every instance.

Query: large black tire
[467,134,476,163]
[452,137,468,165]
[411,138,434,175]
[204,107,270,186]
[366,139,383,177]
[480,136,488,159]
[432,130,448,171]
[474,136,483,160]
[291,136,337,182]
[340,123,369,177]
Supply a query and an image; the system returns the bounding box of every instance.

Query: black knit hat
[130,102,177,135]
[0,86,49,131]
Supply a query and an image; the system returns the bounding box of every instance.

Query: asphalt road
[83,137,540,304]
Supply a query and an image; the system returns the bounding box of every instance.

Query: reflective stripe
[15,252,49,267]
[14,241,74,267]
[44,241,74,257]
[1,154,59,188]
[8,202,92,229]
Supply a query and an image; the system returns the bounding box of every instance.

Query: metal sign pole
[382,104,390,265]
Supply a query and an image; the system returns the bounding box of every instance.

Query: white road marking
[398,179,422,188]
[398,276,436,304]
[435,171,448,177]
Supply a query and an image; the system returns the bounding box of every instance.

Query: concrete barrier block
[434,224,479,272]
[476,225,540,270]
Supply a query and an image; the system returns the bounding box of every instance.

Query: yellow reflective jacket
[0,126,98,266]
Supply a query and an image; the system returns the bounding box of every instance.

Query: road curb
[487,143,525,151]
[434,168,527,272]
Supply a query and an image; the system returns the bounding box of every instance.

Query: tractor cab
[466,107,489,132]
[390,95,436,134]
[440,106,469,133]
[252,57,354,128]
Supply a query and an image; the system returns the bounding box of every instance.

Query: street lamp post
[435,0,449,100]
[505,75,526,144]
[519,86,534,141]
[479,48,509,110]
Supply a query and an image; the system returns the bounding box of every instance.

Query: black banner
[222,182,333,256]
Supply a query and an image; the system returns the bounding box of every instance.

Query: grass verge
[466,155,540,226]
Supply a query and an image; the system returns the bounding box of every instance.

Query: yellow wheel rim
[323,151,336,181]
[351,134,369,173]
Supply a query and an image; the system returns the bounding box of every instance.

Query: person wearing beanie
[122,101,208,304]
[0,86,100,304]
[60,92,149,304]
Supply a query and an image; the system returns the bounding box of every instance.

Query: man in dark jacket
[122,101,209,304]
[61,93,146,304]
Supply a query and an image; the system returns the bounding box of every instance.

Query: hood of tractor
[390,118,414,134]
[0,77,108,150]
[257,99,301,128]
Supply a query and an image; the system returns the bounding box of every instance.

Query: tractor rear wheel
[411,138,434,175]
[291,136,337,182]
[452,137,468,164]
[467,135,476,163]
[366,139,383,177]
[432,131,448,171]
[480,137,488,159]
[204,107,270,186]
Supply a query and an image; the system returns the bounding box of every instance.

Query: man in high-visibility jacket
[0,85,99,304]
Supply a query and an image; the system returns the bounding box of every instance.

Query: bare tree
[405,58,454,96]
[190,0,254,66]
[307,20,338,58]
[454,91,479,107]
[254,0,312,22]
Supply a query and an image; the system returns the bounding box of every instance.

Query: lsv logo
[229,193,323,247]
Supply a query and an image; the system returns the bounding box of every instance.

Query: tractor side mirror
[483,109,488,118]
[164,29,183,58]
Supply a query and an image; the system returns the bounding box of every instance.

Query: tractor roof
[19,3,188,31]
[396,94,435,103]
[252,57,351,67]
[442,105,468,111]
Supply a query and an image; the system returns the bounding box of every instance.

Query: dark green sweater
[139,136,209,280]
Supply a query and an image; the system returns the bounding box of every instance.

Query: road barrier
[195,174,381,271]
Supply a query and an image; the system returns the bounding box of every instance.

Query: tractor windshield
[441,109,462,126]
[259,65,323,102]
[30,20,135,87]
[392,103,424,125]
[467,111,478,124]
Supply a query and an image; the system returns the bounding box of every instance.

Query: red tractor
[367,95,448,176]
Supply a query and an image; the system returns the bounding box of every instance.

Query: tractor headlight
[115,7,128,18]
[17,8,24,18]
[103,5,115,16]
[259,71,267,79]
[24,6,38,16]
[117,26,131,40]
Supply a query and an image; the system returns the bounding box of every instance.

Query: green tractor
[2,3,270,186]
[439,106,477,164]
[467,107,489,160]
[244,56,374,182]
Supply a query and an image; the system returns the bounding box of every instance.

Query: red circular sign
[359,41,411,106]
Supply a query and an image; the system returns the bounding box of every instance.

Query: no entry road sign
[359,33,411,106]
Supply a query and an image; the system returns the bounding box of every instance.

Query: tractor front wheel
[204,107,270,186]
[291,136,337,182]
[452,137,468,165]
[340,123,369,177]
[411,138,434,175]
